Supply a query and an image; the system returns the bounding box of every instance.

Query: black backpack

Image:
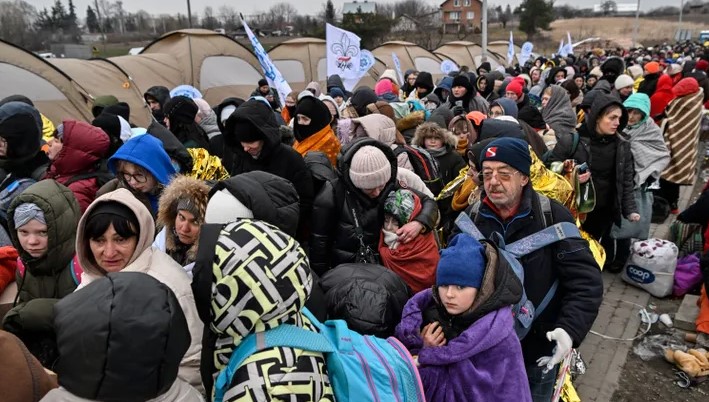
[393,145,443,196]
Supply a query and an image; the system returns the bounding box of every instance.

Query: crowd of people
[0,39,707,402]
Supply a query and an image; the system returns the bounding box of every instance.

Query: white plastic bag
[621,239,678,297]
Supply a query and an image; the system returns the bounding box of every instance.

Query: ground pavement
[575,185,695,402]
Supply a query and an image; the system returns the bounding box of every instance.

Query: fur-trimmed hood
[411,122,459,149]
[156,175,210,265]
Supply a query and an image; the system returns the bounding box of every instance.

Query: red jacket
[45,120,110,213]
[650,74,676,124]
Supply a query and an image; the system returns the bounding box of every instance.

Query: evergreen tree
[518,0,555,41]
[325,0,336,24]
[51,0,67,30]
[86,6,100,33]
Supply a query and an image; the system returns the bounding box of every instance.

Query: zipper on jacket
[364,336,401,402]
[480,209,531,237]
[355,349,381,402]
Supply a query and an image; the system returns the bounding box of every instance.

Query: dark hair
[84,201,140,241]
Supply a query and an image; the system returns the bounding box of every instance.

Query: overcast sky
[28,0,678,17]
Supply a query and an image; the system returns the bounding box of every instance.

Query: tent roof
[141,29,263,104]
[433,42,504,71]
[268,37,386,92]
[371,41,444,82]
[0,39,91,125]
[49,58,153,127]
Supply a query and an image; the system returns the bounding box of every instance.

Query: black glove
[452,105,466,116]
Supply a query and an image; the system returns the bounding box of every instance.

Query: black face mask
[293,98,331,142]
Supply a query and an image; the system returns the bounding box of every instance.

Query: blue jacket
[108,134,176,186]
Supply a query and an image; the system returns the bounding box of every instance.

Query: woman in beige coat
[75,188,203,392]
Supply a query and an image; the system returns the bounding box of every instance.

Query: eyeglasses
[481,170,519,182]
[120,171,147,184]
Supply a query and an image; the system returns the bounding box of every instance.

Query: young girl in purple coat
[395,234,532,402]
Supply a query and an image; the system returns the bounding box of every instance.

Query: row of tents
[0,29,519,127]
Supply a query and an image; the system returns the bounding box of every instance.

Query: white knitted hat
[348,145,392,190]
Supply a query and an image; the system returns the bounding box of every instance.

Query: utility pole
[632,0,640,47]
[187,0,193,28]
[482,0,488,62]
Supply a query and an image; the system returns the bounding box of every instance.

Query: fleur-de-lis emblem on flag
[331,33,359,71]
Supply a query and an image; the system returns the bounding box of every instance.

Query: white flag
[518,42,534,66]
[241,17,291,106]
[558,39,565,57]
[507,31,515,65]
[391,53,405,85]
[562,31,574,57]
[326,23,362,91]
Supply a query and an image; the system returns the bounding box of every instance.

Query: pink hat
[375,79,395,96]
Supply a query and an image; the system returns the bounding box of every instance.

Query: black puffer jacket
[320,263,411,337]
[468,186,603,366]
[208,171,300,237]
[52,272,192,401]
[224,99,313,233]
[146,121,194,174]
[578,94,636,223]
[516,95,546,130]
[308,138,439,275]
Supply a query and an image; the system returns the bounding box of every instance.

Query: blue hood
[108,134,176,185]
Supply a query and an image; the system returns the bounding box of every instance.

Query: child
[379,189,439,293]
[412,122,466,187]
[395,234,531,402]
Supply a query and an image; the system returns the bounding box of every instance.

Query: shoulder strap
[538,194,553,228]
[213,319,333,402]
[535,280,559,318]
[505,222,581,257]
[569,131,580,156]
[64,171,98,187]
[454,210,485,240]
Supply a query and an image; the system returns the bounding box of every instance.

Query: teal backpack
[214,308,425,402]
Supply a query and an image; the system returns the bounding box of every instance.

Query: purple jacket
[395,289,532,402]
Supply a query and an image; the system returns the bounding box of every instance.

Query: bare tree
[0,0,39,49]
[395,0,435,17]
[218,5,238,30]
[202,6,218,29]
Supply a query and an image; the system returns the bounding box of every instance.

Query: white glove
[536,328,572,372]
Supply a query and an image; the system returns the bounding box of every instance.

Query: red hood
[50,120,110,176]
[672,77,700,97]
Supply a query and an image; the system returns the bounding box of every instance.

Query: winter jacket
[395,241,530,402]
[201,219,334,401]
[249,86,281,109]
[411,127,465,186]
[466,186,603,365]
[45,272,203,402]
[75,189,203,391]
[0,330,57,402]
[100,134,177,216]
[2,180,81,367]
[638,72,661,97]
[309,138,439,274]
[477,73,500,102]
[321,262,410,338]
[661,78,704,185]
[0,102,49,191]
[224,100,313,234]
[153,175,210,275]
[541,85,577,136]
[650,74,676,123]
[622,93,670,186]
[45,120,111,213]
[578,94,636,221]
[516,94,546,130]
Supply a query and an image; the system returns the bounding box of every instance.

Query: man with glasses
[466,137,602,402]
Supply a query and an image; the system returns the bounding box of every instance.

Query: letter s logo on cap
[486,147,497,157]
